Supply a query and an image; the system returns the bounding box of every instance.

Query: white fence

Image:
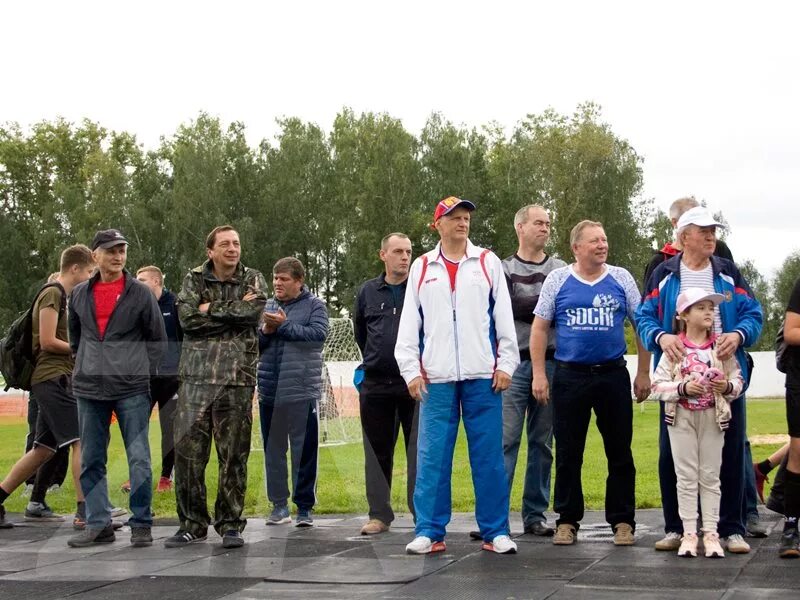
[627,351,785,398]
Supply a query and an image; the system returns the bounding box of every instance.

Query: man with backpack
[0,245,95,528]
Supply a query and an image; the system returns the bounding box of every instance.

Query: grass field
[0,398,788,518]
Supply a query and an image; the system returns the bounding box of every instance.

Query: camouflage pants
[174,383,253,535]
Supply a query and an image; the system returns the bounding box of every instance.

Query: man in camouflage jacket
[166,225,267,550]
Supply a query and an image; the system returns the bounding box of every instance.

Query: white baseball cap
[676,287,725,314]
[676,206,725,232]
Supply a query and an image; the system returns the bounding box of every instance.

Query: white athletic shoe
[482,534,517,554]
[677,532,698,557]
[405,536,446,555]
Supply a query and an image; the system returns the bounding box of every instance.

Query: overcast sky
[2,1,798,278]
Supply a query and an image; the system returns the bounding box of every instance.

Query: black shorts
[787,385,800,439]
[31,375,80,451]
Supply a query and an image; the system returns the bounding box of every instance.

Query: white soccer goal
[251,317,363,450]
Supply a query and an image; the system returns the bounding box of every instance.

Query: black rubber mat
[230,581,404,599]
[0,580,112,600]
[725,589,800,600]
[64,576,262,599]
[570,566,740,590]
[596,545,752,570]
[441,551,596,580]
[0,552,74,572]
[732,565,800,589]
[339,540,478,561]
[0,526,59,544]
[548,586,722,599]
[240,539,358,558]
[377,576,562,600]
[264,555,456,584]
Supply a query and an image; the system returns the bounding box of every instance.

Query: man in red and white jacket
[395,196,519,555]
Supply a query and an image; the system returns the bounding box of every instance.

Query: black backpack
[0,283,67,391]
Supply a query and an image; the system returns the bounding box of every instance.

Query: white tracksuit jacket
[394,240,519,385]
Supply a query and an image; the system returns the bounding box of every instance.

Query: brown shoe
[553,524,576,545]
[613,523,635,546]
[360,519,389,535]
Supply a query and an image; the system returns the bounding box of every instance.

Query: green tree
[419,113,491,249]
[330,109,423,313]
[260,117,335,300]
[738,259,773,350]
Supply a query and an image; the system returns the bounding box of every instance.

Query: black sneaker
[68,525,116,548]
[24,501,65,522]
[0,504,13,529]
[525,521,555,537]
[131,527,153,547]
[164,529,207,548]
[295,509,314,528]
[778,528,800,558]
[221,529,244,549]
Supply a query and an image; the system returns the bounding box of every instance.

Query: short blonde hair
[669,197,699,220]
[570,220,604,246]
[136,265,163,285]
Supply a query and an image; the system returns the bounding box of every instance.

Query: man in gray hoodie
[66,229,166,548]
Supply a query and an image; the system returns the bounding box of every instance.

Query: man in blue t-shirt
[531,220,650,546]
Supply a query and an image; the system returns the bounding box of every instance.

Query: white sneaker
[483,534,517,554]
[723,534,750,554]
[704,532,725,558]
[654,531,682,551]
[405,536,446,555]
[677,532,698,557]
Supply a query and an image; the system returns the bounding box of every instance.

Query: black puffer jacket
[257,287,329,405]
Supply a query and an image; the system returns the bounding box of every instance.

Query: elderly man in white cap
[637,206,763,555]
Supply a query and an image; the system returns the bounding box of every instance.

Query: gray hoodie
[69,271,166,401]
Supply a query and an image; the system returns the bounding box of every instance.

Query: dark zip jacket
[352,273,406,381]
[69,271,167,401]
[157,288,182,376]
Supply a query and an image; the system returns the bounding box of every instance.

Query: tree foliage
[1,105,734,330]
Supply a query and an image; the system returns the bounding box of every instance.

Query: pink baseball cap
[676,287,725,314]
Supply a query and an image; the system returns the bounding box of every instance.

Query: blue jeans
[502,359,555,526]
[414,379,509,541]
[77,394,152,529]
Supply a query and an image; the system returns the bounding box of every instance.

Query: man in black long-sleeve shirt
[353,232,417,535]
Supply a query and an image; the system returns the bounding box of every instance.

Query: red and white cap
[431,196,476,229]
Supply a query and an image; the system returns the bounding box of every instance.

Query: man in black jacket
[353,232,417,535]
[132,265,182,493]
[66,229,166,548]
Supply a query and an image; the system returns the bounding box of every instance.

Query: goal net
[251,317,363,450]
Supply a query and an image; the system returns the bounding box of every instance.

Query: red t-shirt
[441,254,461,291]
[94,277,125,338]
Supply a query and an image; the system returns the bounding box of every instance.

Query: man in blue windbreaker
[637,206,763,555]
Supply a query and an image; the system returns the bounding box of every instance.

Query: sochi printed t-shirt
[94,277,125,338]
[534,264,641,364]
